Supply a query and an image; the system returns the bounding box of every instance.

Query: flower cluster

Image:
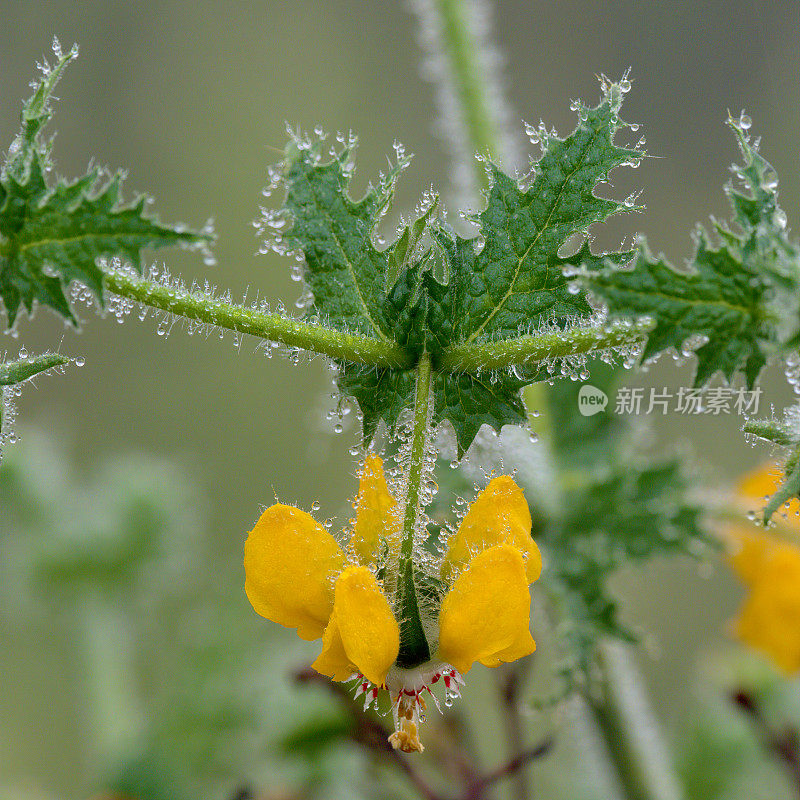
[244,455,541,752]
[726,464,800,673]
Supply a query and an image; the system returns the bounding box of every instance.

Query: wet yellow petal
[349,454,399,564]
[441,475,540,583]
[738,463,785,503]
[437,544,536,674]
[731,541,800,673]
[725,463,800,672]
[311,614,353,682]
[244,504,345,641]
[312,565,399,686]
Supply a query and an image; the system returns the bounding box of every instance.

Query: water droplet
[739,113,752,130]
[619,78,631,93]
[74,356,85,367]
[311,500,321,511]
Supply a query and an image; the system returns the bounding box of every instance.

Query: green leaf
[591,236,769,388]
[336,364,413,444]
[739,416,800,523]
[282,135,409,340]
[433,370,534,452]
[427,108,640,345]
[0,351,69,454]
[0,351,68,386]
[387,195,439,285]
[589,117,799,389]
[742,417,796,449]
[278,81,642,452]
[420,85,640,453]
[0,44,212,328]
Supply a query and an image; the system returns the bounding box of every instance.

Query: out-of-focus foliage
[677,651,800,800]
[0,432,373,800]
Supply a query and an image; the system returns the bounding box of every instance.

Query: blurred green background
[1,1,799,798]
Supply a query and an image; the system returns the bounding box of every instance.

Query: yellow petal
[737,462,785,502]
[349,454,400,564]
[311,614,353,682]
[437,544,536,674]
[441,475,540,583]
[312,565,399,685]
[732,541,800,673]
[727,526,771,585]
[244,504,345,641]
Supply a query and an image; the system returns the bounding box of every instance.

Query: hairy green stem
[432,0,499,192]
[396,351,433,668]
[104,268,414,369]
[587,641,684,800]
[0,352,69,386]
[438,320,652,373]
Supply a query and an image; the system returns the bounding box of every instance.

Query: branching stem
[107,266,650,377]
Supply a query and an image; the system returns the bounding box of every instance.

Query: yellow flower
[726,463,800,673]
[244,455,541,752]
